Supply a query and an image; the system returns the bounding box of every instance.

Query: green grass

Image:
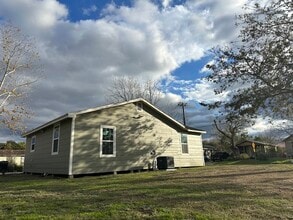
[215,158,293,165]
[1,164,293,219]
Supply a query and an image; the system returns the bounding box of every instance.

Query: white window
[30,136,36,152]
[52,125,60,155]
[181,133,189,154]
[100,125,116,157]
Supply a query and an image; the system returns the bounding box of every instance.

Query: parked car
[204,149,212,162]
[0,161,8,175]
[211,152,230,161]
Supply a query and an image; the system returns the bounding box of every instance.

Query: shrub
[239,153,250,160]
[6,163,23,172]
[13,164,23,172]
[256,153,269,161]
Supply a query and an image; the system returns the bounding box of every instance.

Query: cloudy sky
[0,0,274,142]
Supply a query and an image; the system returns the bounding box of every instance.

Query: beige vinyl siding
[72,102,204,175]
[176,134,205,167]
[24,118,72,175]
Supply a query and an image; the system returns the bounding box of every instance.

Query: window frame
[30,135,36,152]
[100,125,116,158]
[181,133,189,154]
[51,124,60,155]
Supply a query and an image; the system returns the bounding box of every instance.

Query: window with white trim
[52,125,60,155]
[100,125,116,157]
[181,133,189,154]
[30,135,36,152]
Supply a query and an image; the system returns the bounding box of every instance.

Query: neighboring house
[203,144,215,162]
[0,150,25,167]
[283,135,293,158]
[23,98,206,177]
[236,140,278,158]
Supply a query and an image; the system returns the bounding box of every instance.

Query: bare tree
[106,76,186,122]
[143,79,161,106]
[0,23,40,132]
[106,76,161,105]
[213,113,252,156]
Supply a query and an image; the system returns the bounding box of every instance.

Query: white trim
[68,115,76,176]
[23,113,74,137]
[100,125,116,158]
[74,100,142,115]
[187,129,206,134]
[30,135,36,152]
[181,133,189,154]
[51,124,60,155]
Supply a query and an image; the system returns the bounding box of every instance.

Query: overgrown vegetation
[0,164,292,219]
[0,140,25,150]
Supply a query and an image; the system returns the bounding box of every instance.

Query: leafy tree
[274,120,293,136]
[16,141,26,150]
[4,140,19,149]
[1,140,25,150]
[203,0,292,122]
[0,23,40,132]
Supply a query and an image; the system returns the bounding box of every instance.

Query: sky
[0,0,278,142]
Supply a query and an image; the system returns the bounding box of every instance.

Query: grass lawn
[1,164,292,219]
[217,158,293,165]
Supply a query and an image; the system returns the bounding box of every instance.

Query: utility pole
[178,102,187,126]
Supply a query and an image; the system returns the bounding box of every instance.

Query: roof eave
[283,134,293,142]
[137,99,206,134]
[22,98,207,137]
[73,98,191,131]
[22,113,74,137]
[186,129,206,134]
[73,98,144,115]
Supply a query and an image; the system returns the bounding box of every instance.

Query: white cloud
[0,0,67,32]
[199,60,214,74]
[82,5,97,16]
[183,79,229,103]
[162,0,172,8]
[246,118,292,135]
[160,92,183,104]
[0,0,249,140]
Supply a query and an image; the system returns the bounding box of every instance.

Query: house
[283,135,293,158]
[23,98,206,177]
[236,140,278,158]
[0,150,25,167]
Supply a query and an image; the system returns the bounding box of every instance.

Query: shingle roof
[283,134,293,142]
[236,140,277,147]
[0,150,25,157]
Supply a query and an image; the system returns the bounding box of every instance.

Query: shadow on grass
[214,158,293,165]
[122,166,293,184]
